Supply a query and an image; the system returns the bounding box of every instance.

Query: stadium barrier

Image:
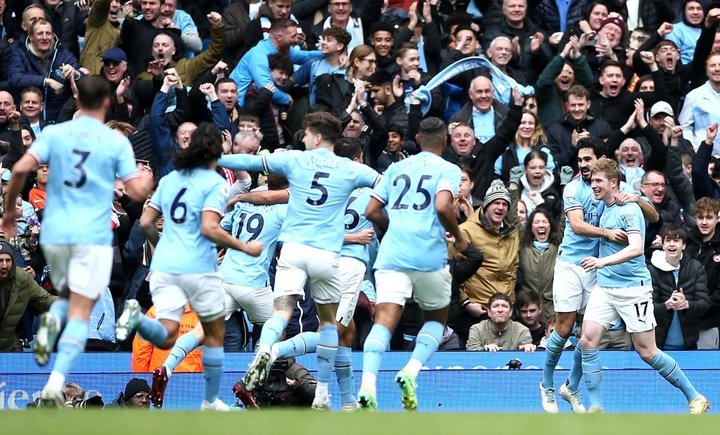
[1,351,718,412]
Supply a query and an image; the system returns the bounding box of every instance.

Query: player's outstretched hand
[243,240,265,257]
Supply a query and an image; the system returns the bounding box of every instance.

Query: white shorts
[223,282,273,324]
[552,259,597,313]
[150,271,225,323]
[335,257,366,327]
[274,242,341,304]
[375,267,452,311]
[583,285,656,334]
[42,245,113,300]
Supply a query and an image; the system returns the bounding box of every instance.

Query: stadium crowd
[1,0,720,369]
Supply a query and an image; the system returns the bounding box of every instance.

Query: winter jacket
[222,0,251,67]
[244,86,292,151]
[120,17,180,77]
[530,0,588,34]
[132,306,203,372]
[518,243,558,322]
[456,206,521,306]
[685,225,720,329]
[8,37,80,122]
[0,265,57,351]
[80,0,121,74]
[518,171,562,219]
[649,250,709,349]
[36,0,85,59]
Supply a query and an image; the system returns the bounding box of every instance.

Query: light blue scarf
[408,56,535,115]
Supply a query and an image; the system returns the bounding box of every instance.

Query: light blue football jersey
[558,178,635,265]
[217,148,380,253]
[149,168,227,274]
[28,117,137,246]
[219,201,287,288]
[373,152,461,271]
[597,201,652,288]
[341,187,374,264]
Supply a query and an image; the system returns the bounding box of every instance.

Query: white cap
[649,101,674,118]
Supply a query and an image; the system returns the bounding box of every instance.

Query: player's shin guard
[202,346,224,403]
[257,315,287,351]
[361,324,391,390]
[582,348,603,409]
[46,318,89,392]
[138,316,169,346]
[277,331,319,358]
[542,330,567,389]
[335,346,355,405]
[165,332,199,373]
[316,325,339,396]
[405,321,444,377]
[48,299,69,329]
[566,342,583,391]
[650,350,699,401]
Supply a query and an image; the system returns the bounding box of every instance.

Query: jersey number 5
[306,171,330,206]
[63,149,90,189]
[391,174,432,211]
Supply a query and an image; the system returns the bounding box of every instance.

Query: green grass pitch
[3,410,719,435]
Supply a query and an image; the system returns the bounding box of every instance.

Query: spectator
[8,19,82,123]
[28,164,47,211]
[120,0,179,76]
[509,150,561,219]
[306,0,382,53]
[530,0,587,35]
[0,240,56,352]
[243,53,294,151]
[515,290,546,345]
[534,35,595,126]
[692,123,720,200]
[36,0,86,60]
[466,292,535,352]
[368,21,397,74]
[160,0,202,55]
[649,226,709,350]
[241,0,301,59]
[495,110,555,183]
[679,51,720,154]
[137,12,225,87]
[450,75,509,144]
[108,378,151,408]
[80,0,121,75]
[97,48,133,123]
[546,84,611,169]
[221,0,251,65]
[376,124,407,173]
[454,165,482,224]
[666,0,704,64]
[18,86,43,135]
[517,208,558,322]
[132,304,203,373]
[686,197,720,349]
[315,44,375,115]
[453,180,521,345]
[230,18,322,107]
[292,27,350,108]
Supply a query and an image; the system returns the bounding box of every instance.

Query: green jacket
[80,0,121,75]
[535,54,594,126]
[0,267,57,351]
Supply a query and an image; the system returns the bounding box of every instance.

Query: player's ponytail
[174,123,223,170]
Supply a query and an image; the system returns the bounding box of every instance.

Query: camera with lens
[71,395,105,408]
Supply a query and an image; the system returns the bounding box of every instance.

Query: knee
[579,334,599,351]
[636,346,656,363]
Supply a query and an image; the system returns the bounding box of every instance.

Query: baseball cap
[103,47,127,63]
[650,101,674,118]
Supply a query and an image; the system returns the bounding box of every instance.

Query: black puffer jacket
[649,251,709,349]
[685,224,720,329]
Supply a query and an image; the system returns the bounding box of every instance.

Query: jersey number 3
[63,149,91,189]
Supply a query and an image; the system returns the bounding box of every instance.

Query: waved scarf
[408,56,535,115]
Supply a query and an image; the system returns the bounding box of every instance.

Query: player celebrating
[579,157,709,414]
[148,174,289,409]
[357,116,466,411]
[115,122,264,410]
[540,138,658,413]
[1,76,153,407]
[217,112,380,410]
[268,137,375,411]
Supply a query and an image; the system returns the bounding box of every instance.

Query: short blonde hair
[591,156,621,184]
